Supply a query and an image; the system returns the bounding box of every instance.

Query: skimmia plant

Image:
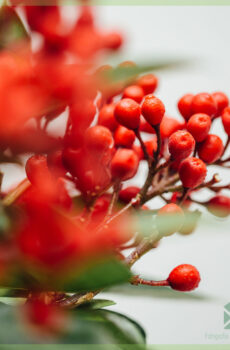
[0,1,229,345]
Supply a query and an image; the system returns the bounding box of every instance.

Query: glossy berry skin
[197,134,224,164]
[114,125,135,148]
[98,104,118,132]
[191,93,217,117]
[119,186,140,204]
[84,126,114,152]
[208,195,230,218]
[157,203,184,236]
[167,264,201,292]
[114,98,141,130]
[123,85,145,103]
[187,113,211,142]
[137,74,158,95]
[168,130,195,161]
[179,157,207,189]
[178,94,194,120]
[141,95,165,126]
[221,107,230,135]
[111,148,139,181]
[212,92,229,116]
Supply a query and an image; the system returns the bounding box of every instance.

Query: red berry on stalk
[168,130,195,160]
[114,125,135,148]
[212,92,229,116]
[123,85,145,103]
[178,94,194,120]
[84,125,114,152]
[98,104,118,132]
[156,203,184,236]
[192,93,217,117]
[197,134,224,164]
[119,186,140,204]
[221,107,230,135]
[167,264,201,292]
[137,74,158,95]
[179,157,207,189]
[207,195,230,218]
[141,95,165,126]
[114,98,141,130]
[111,148,139,181]
[187,113,211,142]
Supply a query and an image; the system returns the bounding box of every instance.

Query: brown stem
[125,237,158,268]
[131,276,169,287]
[135,129,151,166]
[2,179,31,206]
[105,181,121,220]
[58,291,100,309]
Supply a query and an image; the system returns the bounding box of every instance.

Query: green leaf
[79,298,116,310]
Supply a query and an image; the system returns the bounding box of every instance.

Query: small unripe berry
[123,85,145,103]
[137,74,158,95]
[98,104,118,132]
[178,94,194,120]
[167,264,201,292]
[187,113,211,142]
[192,93,217,117]
[114,125,135,148]
[156,203,184,236]
[212,92,229,116]
[84,126,114,152]
[114,98,141,130]
[179,157,207,189]
[141,95,165,126]
[111,149,139,181]
[119,186,140,204]
[168,130,195,160]
[197,134,224,164]
[221,107,230,135]
[208,195,230,217]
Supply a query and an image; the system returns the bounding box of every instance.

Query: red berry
[84,126,114,152]
[123,85,145,103]
[111,148,139,181]
[103,32,123,51]
[114,125,135,148]
[160,116,185,139]
[141,95,165,126]
[157,203,184,236]
[208,195,230,218]
[168,130,195,160]
[187,113,211,142]
[137,74,158,95]
[212,92,229,116]
[139,118,156,134]
[178,94,194,120]
[167,264,201,292]
[47,150,66,178]
[179,157,207,189]
[98,104,118,132]
[114,98,141,130]
[26,155,52,188]
[221,107,230,135]
[197,134,224,164]
[192,93,217,117]
[119,186,140,204]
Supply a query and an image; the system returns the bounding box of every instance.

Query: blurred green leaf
[79,298,116,310]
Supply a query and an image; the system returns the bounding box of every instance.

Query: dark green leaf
[79,298,116,310]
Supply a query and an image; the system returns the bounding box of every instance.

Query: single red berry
[123,85,145,103]
[207,195,230,218]
[47,150,66,178]
[62,147,82,178]
[114,98,141,130]
[167,264,201,292]
[179,157,207,189]
[26,155,52,187]
[160,116,185,139]
[111,148,139,181]
[119,186,140,204]
[103,32,123,51]
[144,139,157,158]
[139,118,156,134]
[212,92,229,116]
[178,94,194,120]
[98,104,118,132]
[156,203,184,236]
[192,93,217,117]
[168,130,195,160]
[221,107,230,135]
[114,125,136,148]
[141,95,165,126]
[197,134,224,164]
[84,125,114,152]
[137,74,158,95]
[187,113,211,142]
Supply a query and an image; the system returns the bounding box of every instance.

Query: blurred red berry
[137,74,158,95]
[156,203,184,236]
[98,104,118,132]
[84,126,114,153]
[111,148,139,181]
[179,157,207,188]
[47,150,66,178]
[139,118,156,134]
[168,130,195,160]
[123,85,144,103]
[221,107,230,135]
[141,95,165,126]
[160,116,185,139]
[192,93,217,117]
[114,125,136,148]
[187,113,211,142]
[103,32,123,51]
[178,94,194,120]
[197,134,224,164]
[208,195,230,217]
[114,98,141,130]
[119,186,140,204]
[167,264,201,292]
[212,92,229,116]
